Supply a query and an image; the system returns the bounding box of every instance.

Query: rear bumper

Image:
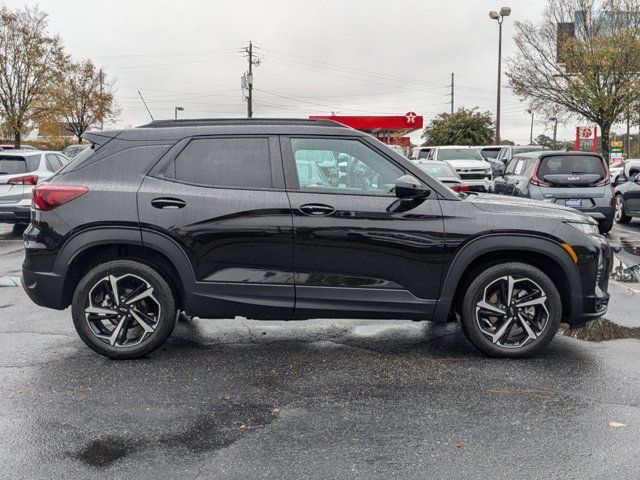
[461,179,491,192]
[0,205,30,223]
[21,267,67,310]
[580,206,615,223]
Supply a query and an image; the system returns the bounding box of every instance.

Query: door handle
[151,197,186,210]
[299,203,335,216]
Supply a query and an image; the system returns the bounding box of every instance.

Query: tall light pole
[527,108,534,144]
[174,106,184,120]
[489,6,511,145]
[549,117,558,150]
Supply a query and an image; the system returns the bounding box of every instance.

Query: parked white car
[427,146,493,192]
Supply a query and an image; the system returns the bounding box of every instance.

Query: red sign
[575,126,598,153]
[310,112,424,131]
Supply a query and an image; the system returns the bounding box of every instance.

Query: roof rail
[137,118,348,129]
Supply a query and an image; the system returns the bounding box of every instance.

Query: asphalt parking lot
[1,222,639,479]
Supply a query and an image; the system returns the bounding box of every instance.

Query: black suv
[22,119,612,359]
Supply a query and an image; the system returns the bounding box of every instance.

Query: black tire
[72,260,177,359]
[598,218,614,234]
[460,262,562,358]
[614,194,632,224]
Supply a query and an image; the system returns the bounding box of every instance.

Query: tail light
[32,185,88,211]
[452,184,470,192]
[529,161,549,186]
[8,175,38,185]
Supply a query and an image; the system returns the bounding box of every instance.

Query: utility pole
[99,68,104,130]
[626,107,631,158]
[243,42,260,118]
[528,108,534,144]
[450,72,454,114]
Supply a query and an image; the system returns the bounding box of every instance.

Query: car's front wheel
[460,262,562,358]
[614,194,632,224]
[71,260,177,359]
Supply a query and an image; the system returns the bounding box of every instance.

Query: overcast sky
[5,0,590,144]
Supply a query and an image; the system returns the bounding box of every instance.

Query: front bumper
[460,179,492,192]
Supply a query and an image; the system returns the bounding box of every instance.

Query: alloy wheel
[614,195,624,222]
[85,273,161,348]
[475,275,549,349]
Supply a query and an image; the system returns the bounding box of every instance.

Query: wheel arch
[56,227,194,310]
[434,234,580,322]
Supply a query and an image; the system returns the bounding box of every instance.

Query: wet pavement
[1,222,639,479]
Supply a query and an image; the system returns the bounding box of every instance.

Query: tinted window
[0,156,26,174]
[46,154,62,172]
[481,148,502,159]
[538,155,605,179]
[437,148,484,161]
[169,137,271,189]
[291,138,404,195]
[417,149,430,159]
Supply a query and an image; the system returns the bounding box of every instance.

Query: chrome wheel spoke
[85,306,118,316]
[475,275,549,349]
[85,273,161,348]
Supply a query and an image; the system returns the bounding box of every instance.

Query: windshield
[417,162,456,178]
[538,155,605,179]
[438,148,483,161]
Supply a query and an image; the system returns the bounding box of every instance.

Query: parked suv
[493,151,615,233]
[0,150,69,224]
[427,146,492,191]
[22,119,611,360]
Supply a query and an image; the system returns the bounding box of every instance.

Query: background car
[0,150,69,224]
[609,158,625,184]
[496,145,548,165]
[62,143,90,159]
[613,159,640,224]
[387,145,407,157]
[478,145,503,161]
[427,146,492,191]
[0,144,40,151]
[493,151,615,233]
[410,146,433,161]
[415,160,467,192]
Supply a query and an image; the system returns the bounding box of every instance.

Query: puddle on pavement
[560,318,640,342]
[0,276,20,287]
[74,437,134,468]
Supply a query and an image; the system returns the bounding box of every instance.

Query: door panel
[138,135,294,319]
[281,135,446,320]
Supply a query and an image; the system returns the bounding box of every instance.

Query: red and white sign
[575,126,598,153]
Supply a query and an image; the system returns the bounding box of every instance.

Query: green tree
[535,134,555,148]
[422,107,494,146]
[507,0,640,161]
[0,6,67,147]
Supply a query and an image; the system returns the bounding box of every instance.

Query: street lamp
[549,117,558,150]
[174,106,184,120]
[489,6,511,145]
[527,108,534,144]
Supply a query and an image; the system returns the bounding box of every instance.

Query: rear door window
[0,156,27,175]
[538,155,605,179]
[167,137,272,189]
[46,154,62,172]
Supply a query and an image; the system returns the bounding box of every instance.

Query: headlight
[565,221,599,236]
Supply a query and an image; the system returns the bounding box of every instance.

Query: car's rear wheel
[614,194,632,224]
[460,262,562,358]
[71,260,177,359]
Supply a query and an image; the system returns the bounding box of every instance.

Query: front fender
[433,234,580,322]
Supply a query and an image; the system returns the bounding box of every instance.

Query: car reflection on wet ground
[1,222,640,478]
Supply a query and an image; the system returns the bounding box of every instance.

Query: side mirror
[395,175,430,199]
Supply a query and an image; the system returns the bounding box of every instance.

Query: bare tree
[507,0,640,160]
[0,6,67,147]
[53,60,119,143]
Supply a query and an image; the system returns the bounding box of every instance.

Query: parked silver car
[0,150,69,224]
